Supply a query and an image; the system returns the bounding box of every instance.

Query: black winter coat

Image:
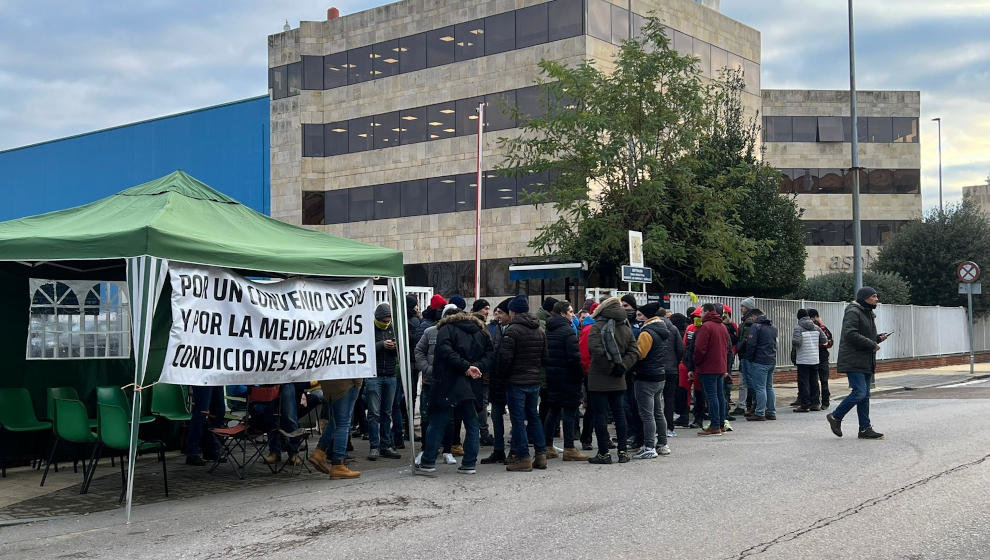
[544,315,583,408]
[661,317,684,377]
[836,301,881,374]
[497,312,547,386]
[432,313,496,407]
[374,322,398,377]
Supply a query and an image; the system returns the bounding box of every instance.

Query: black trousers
[817,361,831,405]
[662,373,677,429]
[544,405,578,449]
[589,391,628,456]
[796,364,822,407]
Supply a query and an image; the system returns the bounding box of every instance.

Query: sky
[1,0,987,212]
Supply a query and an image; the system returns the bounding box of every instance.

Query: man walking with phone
[827,287,889,440]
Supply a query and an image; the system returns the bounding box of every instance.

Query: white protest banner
[160,263,377,385]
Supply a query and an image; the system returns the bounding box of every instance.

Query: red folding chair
[208,386,280,479]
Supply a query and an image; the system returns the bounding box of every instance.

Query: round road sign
[957,261,980,283]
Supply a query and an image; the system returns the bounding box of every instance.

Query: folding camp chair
[208,386,279,479]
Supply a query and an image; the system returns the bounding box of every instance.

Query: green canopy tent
[0,171,415,522]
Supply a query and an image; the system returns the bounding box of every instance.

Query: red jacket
[693,311,731,375]
[578,324,592,374]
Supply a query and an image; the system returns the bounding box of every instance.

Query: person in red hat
[720,305,740,422]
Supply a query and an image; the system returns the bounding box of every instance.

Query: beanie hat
[722,305,732,315]
[856,286,877,303]
[449,294,467,310]
[508,294,529,313]
[797,308,808,319]
[620,294,638,310]
[429,294,447,310]
[375,303,392,321]
[589,302,599,314]
[496,298,511,314]
[640,302,661,319]
[472,299,490,313]
[442,304,460,317]
[691,307,702,317]
[740,297,756,310]
[582,298,596,313]
[406,294,419,315]
[541,296,559,313]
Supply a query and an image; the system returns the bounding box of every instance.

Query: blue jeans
[507,384,545,458]
[364,376,397,450]
[699,374,726,429]
[391,377,407,443]
[421,400,479,469]
[187,386,224,457]
[267,383,301,454]
[317,386,359,463]
[748,362,776,416]
[833,372,872,430]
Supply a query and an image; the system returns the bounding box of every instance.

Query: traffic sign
[621,265,653,283]
[959,282,982,295]
[957,261,980,283]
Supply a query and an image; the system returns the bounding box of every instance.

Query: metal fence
[373,285,433,309]
[587,288,982,368]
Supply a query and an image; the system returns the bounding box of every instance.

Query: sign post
[628,230,644,293]
[957,261,980,375]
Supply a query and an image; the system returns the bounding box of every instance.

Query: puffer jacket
[661,317,684,377]
[544,314,584,408]
[374,321,397,377]
[736,308,762,357]
[693,311,730,375]
[414,324,439,386]
[743,315,777,366]
[587,298,640,392]
[792,317,826,366]
[837,301,881,374]
[497,312,547,386]
[634,317,670,383]
[431,313,496,407]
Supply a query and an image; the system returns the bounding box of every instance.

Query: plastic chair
[81,404,168,500]
[96,386,155,424]
[151,384,192,422]
[47,387,97,429]
[0,388,52,478]
[41,398,99,487]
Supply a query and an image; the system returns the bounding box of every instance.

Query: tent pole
[389,277,416,472]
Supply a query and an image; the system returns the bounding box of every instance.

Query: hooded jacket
[587,298,640,392]
[736,308,763,357]
[497,312,547,386]
[836,301,881,374]
[544,314,584,407]
[661,317,684,378]
[414,324,439,386]
[431,313,496,406]
[792,316,827,366]
[743,315,777,366]
[634,317,670,382]
[374,320,398,377]
[693,311,731,375]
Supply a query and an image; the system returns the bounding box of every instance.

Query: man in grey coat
[792,309,827,412]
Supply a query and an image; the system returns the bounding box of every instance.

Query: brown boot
[545,446,559,459]
[506,456,533,472]
[563,447,589,461]
[308,448,331,474]
[533,453,548,470]
[329,462,360,479]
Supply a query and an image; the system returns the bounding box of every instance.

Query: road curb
[869,373,990,396]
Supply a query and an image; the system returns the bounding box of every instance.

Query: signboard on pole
[957,261,980,283]
[160,264,377,385]
[956,261,980,375]
[628,230,644,268]
[959,282,982,295]
[621,265,653,283]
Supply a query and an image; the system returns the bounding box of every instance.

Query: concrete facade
[963,183,990,216]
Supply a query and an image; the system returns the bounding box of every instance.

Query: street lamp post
[932,117,943,213]
[848,0,863,291]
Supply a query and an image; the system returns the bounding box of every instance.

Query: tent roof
[0,171,403,277]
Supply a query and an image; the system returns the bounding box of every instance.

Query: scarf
[374,318,392,331]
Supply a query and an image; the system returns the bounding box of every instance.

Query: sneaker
[666,429,677,438]
[746,415,766,421]
[858,427,884,440]
[457,465,477,475]
[657,444,671,456]
[367,449,379,461]
[632,447,658,460]
[826,413,843,437]
[617,450,631,463]
[587,453,612,465]
[380,447,402,459]
[414,464,437,477]
[442,453,457,464]
[688,421,703,429]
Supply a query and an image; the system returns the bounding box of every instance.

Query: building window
[893,169,920,193]
[270,65,287,99]
[373,111,400,149]
[818,169,846,193]
[792,117,817,142]
[347,45,374,84]
[373,39,400,78]
[324,121,348,156]
[517,85,548,123]
[765,116,792,142]
[484,171,516,208]
[456,96,485,136]
[792,168,818,193]
[428,176,456,214]
[348,116,374,152]
[549,0,583,42]
[516,3,549,48]
[349,186,375,222]
[401,179,429,217]
[587,0,611,42]
[610,3,630,45]
[517,171,550,203]
[302,124,325,157]
[286,62,302,96]
[374,183,401,219]
[818,117,844,142]
[841,116,869,143]
[427,26,456,67]
[427,101,457,140]
[302,55,324,90]
[324,52,348,89]
[485,11,516,55]
[324,190,349,224]
[867,169,894,194]
[302,191,325,225]
[892,117,918,143]
[400,106,428,145]
[456,173,478,211]
[867,117,892,143]
[27,280,130,360]
[455,19,486,61]
[399,32,428,73]
[486,90,517,131]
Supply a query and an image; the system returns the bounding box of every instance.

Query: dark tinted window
[484,171,516,208]
[373,39,400,78]
[867,169,894,194]
[486,90,517,131]
[302,124,324,157]
[428,176,456,214]
[818,169,846,193]
[893,169,920,193]
[694,38,712,77]
[892,117,918,142]
[271,65,287,99]
[399,32,427,73]
[792,117,817,142]
[792,168,818,193]
[324,190,349,224]
[348,116,374,152]
[818,117,844,142]
[302,56,323,89]
[867,117,892,143]
[517,171,550,203]
[485,11,516,55]
[778,168,795,193]
[455,19,486,61]
[765,116,792,142]
[516,3,549,48]
[401,179,429,216]
[549,0,583,42]
[347,45,373,84]
[302,191,325,225]
[456,96,485,136]
[587,0,611,42]
[427,101,457,140]
[349,186,375,221]
[611,3,629,44]
[427,26,456,67]
[323,52,348,89]
[374,111,400,149]
[286,62,302,96]
[325,121,348,156]
[456,173,478,211]
[517,85,547,122]
[374,183,401,219]
[400,106,428,145]
[843,168,869,192]
[841,116,868,143]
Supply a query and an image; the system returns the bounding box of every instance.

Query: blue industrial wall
[0,95,270,221]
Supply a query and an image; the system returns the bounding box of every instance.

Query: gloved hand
[611,363,627,377]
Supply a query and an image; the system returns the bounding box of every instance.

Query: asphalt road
[2,379,988,560]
